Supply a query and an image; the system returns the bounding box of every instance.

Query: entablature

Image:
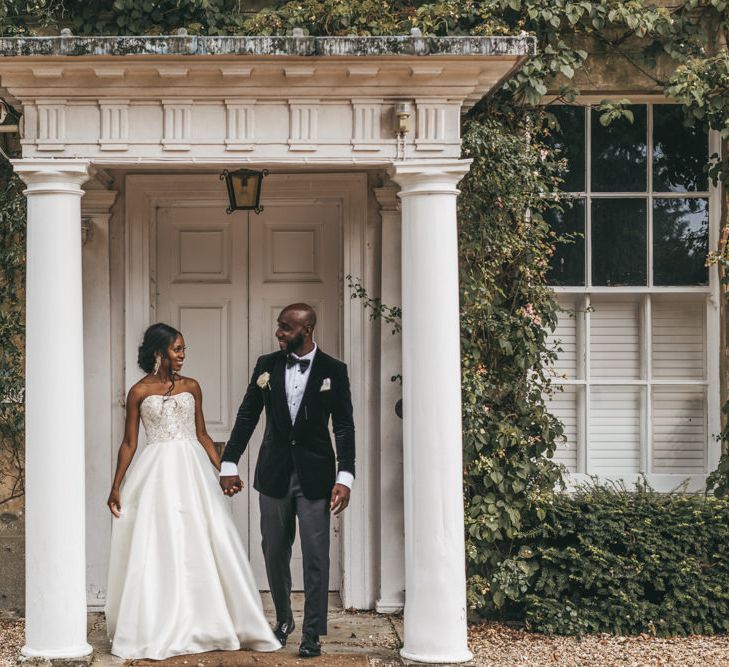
[0,35,534,164]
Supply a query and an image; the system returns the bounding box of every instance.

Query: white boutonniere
[256,371,271,390]
[320,378,331,392]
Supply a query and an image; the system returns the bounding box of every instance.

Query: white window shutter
[652,298,705,380]
[589,386,642,475]
[652,386,706,473]
[546,385,578,472]
[590,298,641,380]
[548,298,579,380]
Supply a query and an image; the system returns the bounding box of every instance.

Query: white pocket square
[320,378,331,392]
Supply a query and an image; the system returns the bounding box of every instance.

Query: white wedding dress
[105,391,280,660]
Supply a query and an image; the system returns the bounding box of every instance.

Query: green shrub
[491,480,729,636]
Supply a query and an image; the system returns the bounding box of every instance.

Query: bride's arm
[190,380,222,472]
[107,385,143,517]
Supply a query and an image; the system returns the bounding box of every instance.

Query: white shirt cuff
[219,461,239,477]
[336,471,354,489]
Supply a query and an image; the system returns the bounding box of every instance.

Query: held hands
[329,483,350,515]
[107,488,122,518]
[220,475,244,497]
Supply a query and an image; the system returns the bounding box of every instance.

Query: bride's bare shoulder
[134,375,157,386]
[127,379,153,406]
[176,376,201,394]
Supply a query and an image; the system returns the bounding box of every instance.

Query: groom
[219,303,355,658]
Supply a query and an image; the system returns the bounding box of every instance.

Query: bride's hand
[220,475,243,497]
[107,488,122,517]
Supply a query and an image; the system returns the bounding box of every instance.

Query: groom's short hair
[282,303,317,329]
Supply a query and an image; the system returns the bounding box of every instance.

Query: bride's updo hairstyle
[138,323,182,373]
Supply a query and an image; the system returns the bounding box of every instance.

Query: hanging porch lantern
[220,168,269,214]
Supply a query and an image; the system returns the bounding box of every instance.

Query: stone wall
[0,501,24,616]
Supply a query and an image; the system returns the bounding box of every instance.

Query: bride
[105,323,280,659]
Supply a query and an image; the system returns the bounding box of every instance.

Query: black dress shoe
[273,618,295,646]
[298,633,321,658]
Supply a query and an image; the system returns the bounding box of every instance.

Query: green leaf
[559,64,575,78]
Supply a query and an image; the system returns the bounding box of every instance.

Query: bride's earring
[153,354,162,376]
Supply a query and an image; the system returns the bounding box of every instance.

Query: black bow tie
[286,354,311,372]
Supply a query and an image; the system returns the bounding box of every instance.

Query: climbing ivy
[0,159,25,507]
[458,103,566,612]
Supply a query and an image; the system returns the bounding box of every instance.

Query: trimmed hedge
[492,480,729,637]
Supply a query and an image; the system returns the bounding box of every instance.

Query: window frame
[546,98,722,491]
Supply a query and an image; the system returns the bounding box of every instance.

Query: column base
[376,597,405,614]
[20,643,93,665]
[400,648,474,665]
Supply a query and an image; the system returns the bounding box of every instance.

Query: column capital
[374,182,400,213]
[81,189,118,218]
[11,159,90,196]
[81,190,117,245]
[387,159,472,197]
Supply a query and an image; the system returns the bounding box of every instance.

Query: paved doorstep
[128,653,370,666]
[88,594,403,667]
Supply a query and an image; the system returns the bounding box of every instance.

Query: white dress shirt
[285,343,317,423]
[220,343,353,489]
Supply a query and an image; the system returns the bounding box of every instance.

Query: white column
[13,160,92,659]
[374,184,405,613]
[389,159,473,664]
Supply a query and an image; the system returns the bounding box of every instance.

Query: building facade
[0,33,533,662]
[0,28,724,663]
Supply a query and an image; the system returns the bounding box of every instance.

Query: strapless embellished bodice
[140,391,197,443]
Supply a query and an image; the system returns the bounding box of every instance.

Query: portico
[0,33,534,663]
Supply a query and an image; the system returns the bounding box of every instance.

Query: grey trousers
[259,471,330,636]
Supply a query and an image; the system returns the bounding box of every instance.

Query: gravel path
[469,622,729,667]
[0,619,23,667]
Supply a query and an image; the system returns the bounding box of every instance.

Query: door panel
[178,304,228,425]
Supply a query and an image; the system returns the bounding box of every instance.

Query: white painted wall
[81,189,117,609]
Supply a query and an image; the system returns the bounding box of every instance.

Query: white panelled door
[155,195,342,590]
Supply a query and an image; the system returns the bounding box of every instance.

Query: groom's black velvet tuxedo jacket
[222,348,355,500]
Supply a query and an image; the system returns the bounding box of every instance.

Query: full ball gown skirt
[105,391,280,659]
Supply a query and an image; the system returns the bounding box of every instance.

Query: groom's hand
[329,483,350,515]
[220,475,243,496]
